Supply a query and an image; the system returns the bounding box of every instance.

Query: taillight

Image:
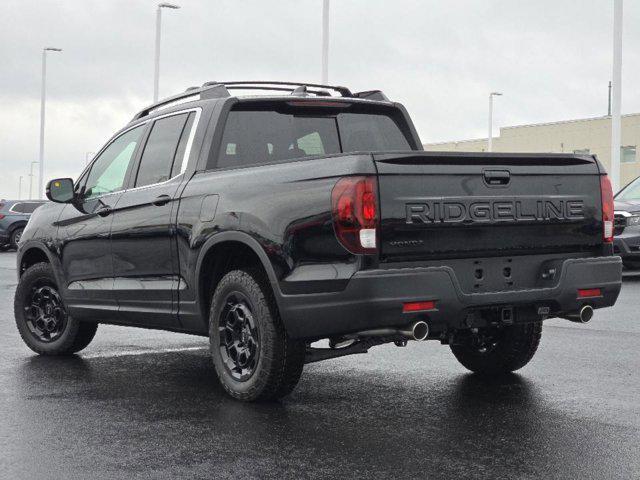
[0,214,4,220]
[331,176,378,254]
[600,174,614,243]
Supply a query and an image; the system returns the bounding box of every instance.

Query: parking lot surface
[0,251,638,479]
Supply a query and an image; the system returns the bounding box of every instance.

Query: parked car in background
[0,200,47,250]
[614,176,640,269]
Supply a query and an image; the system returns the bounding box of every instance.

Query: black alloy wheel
[14,262,99,355]
[209,269,306,401]
[24,283,67,343]
[218,291,261,382]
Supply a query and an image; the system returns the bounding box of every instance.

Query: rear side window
[9,203,26,213]
[215,106,413,169]
[170,112,195,178]
[11,202,43,214]
[135,113,190,188]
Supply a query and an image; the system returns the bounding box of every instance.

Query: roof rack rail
[131,81,389,122]
[202,81,353,97]
[131,83,231,121]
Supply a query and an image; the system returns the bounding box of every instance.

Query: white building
[423,114,640,188]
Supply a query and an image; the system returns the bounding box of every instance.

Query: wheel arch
[18,243,56,277]
[8,220,28,236]
[195,232,284,326]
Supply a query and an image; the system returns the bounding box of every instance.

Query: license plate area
[446,256,563,294]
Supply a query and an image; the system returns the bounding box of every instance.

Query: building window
[573,148,590,155]
[622,146,636,163]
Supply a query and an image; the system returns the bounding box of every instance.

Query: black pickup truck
[14,81,622,402]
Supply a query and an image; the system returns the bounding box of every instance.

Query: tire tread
[209,268,304,402]
[450,321,542,374]
[14,262,98,356]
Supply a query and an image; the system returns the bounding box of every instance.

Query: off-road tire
[10,227,24,249]
[451,321,542,374]
[14,262,98,355]
[209,268,305,402]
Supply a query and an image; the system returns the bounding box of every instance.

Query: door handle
[96,206,112,217]
[152,194,171,206]
[483,170,510,186]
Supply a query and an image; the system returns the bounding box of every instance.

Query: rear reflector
[577,288,602,298]
[403,301,436,313]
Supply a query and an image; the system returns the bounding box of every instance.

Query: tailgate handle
[484,170,510,186]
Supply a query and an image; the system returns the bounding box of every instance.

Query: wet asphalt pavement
[0,251,639,479]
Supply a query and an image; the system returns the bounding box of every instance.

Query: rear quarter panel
[175,154,377,331]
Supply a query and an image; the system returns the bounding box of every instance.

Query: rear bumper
[280,256,622,339]
[0,232,9,244]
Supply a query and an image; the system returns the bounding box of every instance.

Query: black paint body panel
[16,95,622,340]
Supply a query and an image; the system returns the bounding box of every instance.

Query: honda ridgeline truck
[14,81,622,401]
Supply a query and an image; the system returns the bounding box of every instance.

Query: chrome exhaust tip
[411,321,429,341]
[578,305,594,323]
[563,305,594,323]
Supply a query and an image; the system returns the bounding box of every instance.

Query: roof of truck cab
[129,81,396,124]
[122,94,400,133]
[142,93,395,117]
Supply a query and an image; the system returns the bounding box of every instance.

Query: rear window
[215,106,413,169]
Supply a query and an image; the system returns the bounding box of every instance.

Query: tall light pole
[29,161,38,199]
[39,47,62,200]
[321,0,330,84]
[18,176,23,200]
[487,92,503,152]
[154,3,181,102]
[611,0,623,192]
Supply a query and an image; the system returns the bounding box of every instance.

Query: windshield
[616,176,640,201]
[216,105,414,169]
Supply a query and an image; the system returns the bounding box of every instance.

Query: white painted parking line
[81,346,207,359]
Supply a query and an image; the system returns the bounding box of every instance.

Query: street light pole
[39,47,62,200]
[487,92,502,152]
[153,3,181,102]
[29,161,38,199]
[611,0,623,192]
[321,0,330,84]
[18,176,23,200]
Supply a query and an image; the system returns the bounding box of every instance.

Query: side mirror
[46,178,75,203]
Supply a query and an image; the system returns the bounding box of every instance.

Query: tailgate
[374,152,603,261]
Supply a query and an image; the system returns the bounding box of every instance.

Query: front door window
[83,125,145,199]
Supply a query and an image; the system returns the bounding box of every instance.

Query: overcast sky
[1,0,639,199]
